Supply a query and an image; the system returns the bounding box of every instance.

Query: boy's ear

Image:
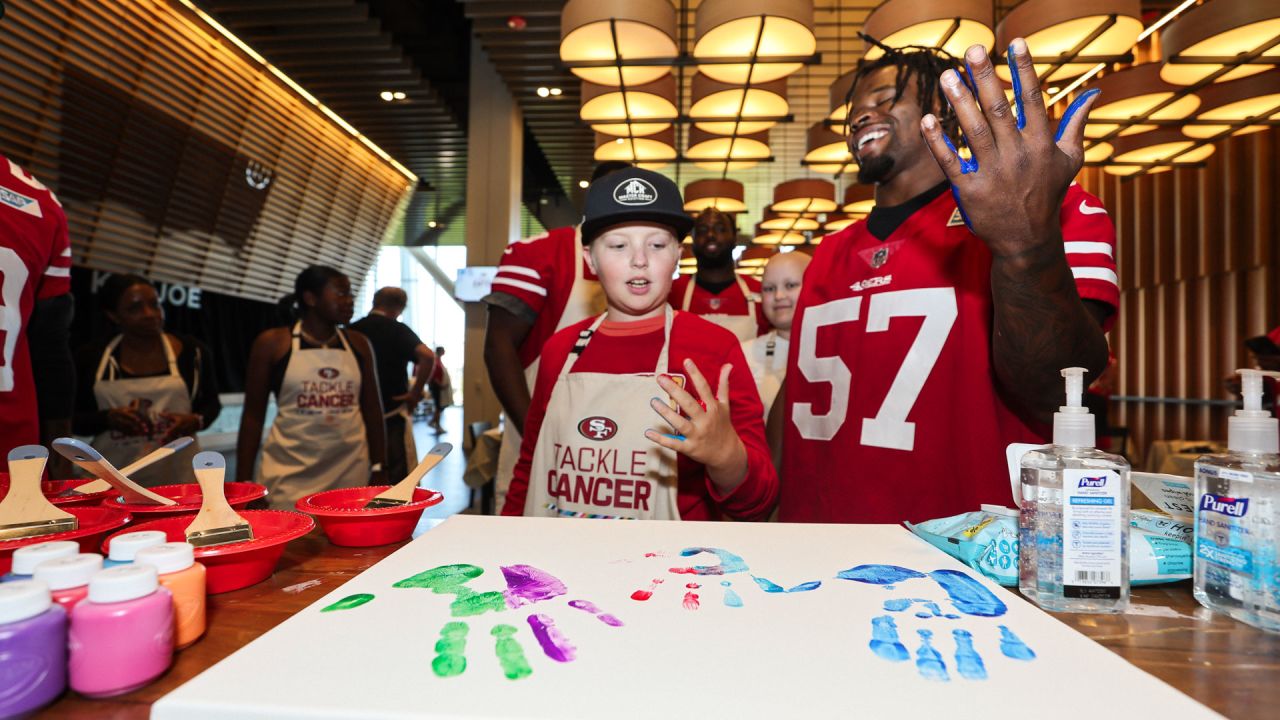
[582,244,598,277]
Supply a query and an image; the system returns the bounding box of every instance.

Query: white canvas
[153,516,1219,719]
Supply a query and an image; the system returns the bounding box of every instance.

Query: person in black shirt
[73,274,220,485]
[351,287,436,481]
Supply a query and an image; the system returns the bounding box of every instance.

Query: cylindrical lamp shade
[771,179,837,213]
[753,224,807,246]
[862,0,993,61]
[842,184,876,215]
[594,129,677,167]
[683,179,747,213]
[581,76,677,137]
[828,68,857,127]
[823,213,857,232]
[1183,69,1280,139]
[1160,0,1280,86]
[994,0,1142,84]
[686,127,771,170]
[1105,128,1216,176]
[738,245,777,268]
[693,0,816,84]
[760,210,820,232]
[689,74,789,135]
[804,121,854,165]
[561,0,678,87]
[1083,64,1201,139]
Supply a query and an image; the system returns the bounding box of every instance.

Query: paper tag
[1131,472,1195,520]
[1062,468,1123,598]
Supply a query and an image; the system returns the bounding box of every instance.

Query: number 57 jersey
[780,184,1118,524]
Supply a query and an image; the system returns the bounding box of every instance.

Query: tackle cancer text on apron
[681,274,760,342]
[92,335,198,485]
[523,309,680,520]
[494,228,605,507]
[258,323,368,509]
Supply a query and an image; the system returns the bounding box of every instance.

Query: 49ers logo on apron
[577,416,618,441]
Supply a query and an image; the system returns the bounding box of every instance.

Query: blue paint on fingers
[999,625,1037,660]
[953,629,988,680]
[870,615,910,662]
[914,630,950,681]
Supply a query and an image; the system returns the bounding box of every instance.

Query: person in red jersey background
[669,207,769,342]
[769,39,1117,524]
[0,156,75,475]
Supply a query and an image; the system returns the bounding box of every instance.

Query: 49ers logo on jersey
[577,416,618,441]
[317,367,340,379]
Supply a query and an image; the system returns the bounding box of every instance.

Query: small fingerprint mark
[631,578,664,601]
[568,599,624,627]
[683,583,701,610]
[721,580,743,608]
[491,625,532,680]
[432,622,468,678]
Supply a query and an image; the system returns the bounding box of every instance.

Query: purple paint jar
[0,580,68,717]
[69,565,173,698]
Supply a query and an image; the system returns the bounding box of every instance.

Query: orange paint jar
[133,542,205,649]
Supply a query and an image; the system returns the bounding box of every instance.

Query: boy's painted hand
[646,359,747,488]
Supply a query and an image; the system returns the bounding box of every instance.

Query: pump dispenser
[1193,369,1280,631]
[1020,366,1130,613]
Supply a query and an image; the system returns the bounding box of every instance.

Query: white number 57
[793,288,957,451]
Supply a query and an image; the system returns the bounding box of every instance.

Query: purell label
[1077,475,1108,488]
[1063,468,1124,599]
[1199,493,1249,517]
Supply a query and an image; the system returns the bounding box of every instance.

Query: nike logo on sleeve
[1078,199,1108,216]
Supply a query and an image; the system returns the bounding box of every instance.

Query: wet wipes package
[908,507,1192,587]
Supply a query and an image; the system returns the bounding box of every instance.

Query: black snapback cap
[580,168,694,244]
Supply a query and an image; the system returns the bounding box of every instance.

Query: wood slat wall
[0,0,412,303]
[1078,128,1280,460]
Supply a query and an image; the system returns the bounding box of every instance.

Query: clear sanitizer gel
[1020,367,1131,613]
[1193,369,1280,631]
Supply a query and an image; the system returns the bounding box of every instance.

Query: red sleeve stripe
[1064,241,1113,258]
[497,266,541,280]
[492,277,548,296]
[1071,267,1118,286]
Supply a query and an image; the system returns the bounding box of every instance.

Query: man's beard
[857,154,896,185]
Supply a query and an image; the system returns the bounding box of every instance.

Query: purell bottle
[1020,367,1131,613]
[1193,369,1280,631]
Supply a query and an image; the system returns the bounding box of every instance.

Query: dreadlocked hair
[843,34,963,142]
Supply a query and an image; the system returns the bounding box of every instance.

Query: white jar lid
[134,542,195,575]
[0,579,52,624]
[33,553,103,591]
[107,530,168,561]
[88,564,158,604]
[10,541,80,575]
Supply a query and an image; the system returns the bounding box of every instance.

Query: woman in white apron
[502,168,778,521]
[73,274,220,486]
[675,208,763,342]
[740,251,811,418]
[235,266,386,509]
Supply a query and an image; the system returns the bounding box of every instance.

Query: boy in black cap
[501,168,778,521]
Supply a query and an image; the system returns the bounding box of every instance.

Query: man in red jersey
[0,155,75,473]
[669,208,768,342]
[771,39,1117,524]
[484,161,630,509]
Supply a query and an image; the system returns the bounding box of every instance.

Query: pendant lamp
[760,210,820,232]
[1160,0,1280,86]
[1182,69,1280,139]
[689,74,789,135]
[686,127,771,171]
[842,184,876,216]
[693,0,816,84]
[594,129,677,168]
[738,245,777,268]
[862,0,993,61]
[771,179,837,214]
[823,213,857,232]
[994,0,1142,83]
[1104,128,1216,176]
[683,179,747,213]
[1083,64,1201,139]
[580,76,678,137]
[804,121,856,174]
[828,68,857,130]
[753,223,807,246]
[561,0,678,87]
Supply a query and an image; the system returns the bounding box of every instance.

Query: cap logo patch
[614,178,657,206]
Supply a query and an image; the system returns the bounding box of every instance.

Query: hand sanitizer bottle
[1020,367,1131,613]
[1193,369,1280,631]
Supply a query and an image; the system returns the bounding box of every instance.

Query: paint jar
[2,540,80,582]
[135,542,206,649]
[0,580,67,717]
[103,529,167,568]
[33,553,103,611]
[69,564,174,697]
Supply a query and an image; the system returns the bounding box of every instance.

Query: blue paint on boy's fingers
[914,629,950,681]
[1054,88,1101,143]
[1007,44,1026,131]
[662,433,686,442]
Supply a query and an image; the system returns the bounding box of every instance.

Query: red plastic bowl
[0,506,132,574]
[0,473,115,507]
[102,510,314,594]
[296,486,443,547]
[101,482,268,521]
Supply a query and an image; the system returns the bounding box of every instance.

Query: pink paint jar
[135,542,206,649]
[0,580,67,717]
[69,564,174,697]
[33,553,103,611]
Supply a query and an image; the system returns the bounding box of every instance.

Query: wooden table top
[40,527,1280,720]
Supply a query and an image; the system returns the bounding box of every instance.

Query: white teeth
[858,129,888,149]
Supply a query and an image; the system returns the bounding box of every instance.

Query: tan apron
[523,308,680,520]
[681,274,760,342]
[384,404,418,470]
[258,322,368,509]
[742,330,787,419]
[92,334,198,486]
[494,227,606,504]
